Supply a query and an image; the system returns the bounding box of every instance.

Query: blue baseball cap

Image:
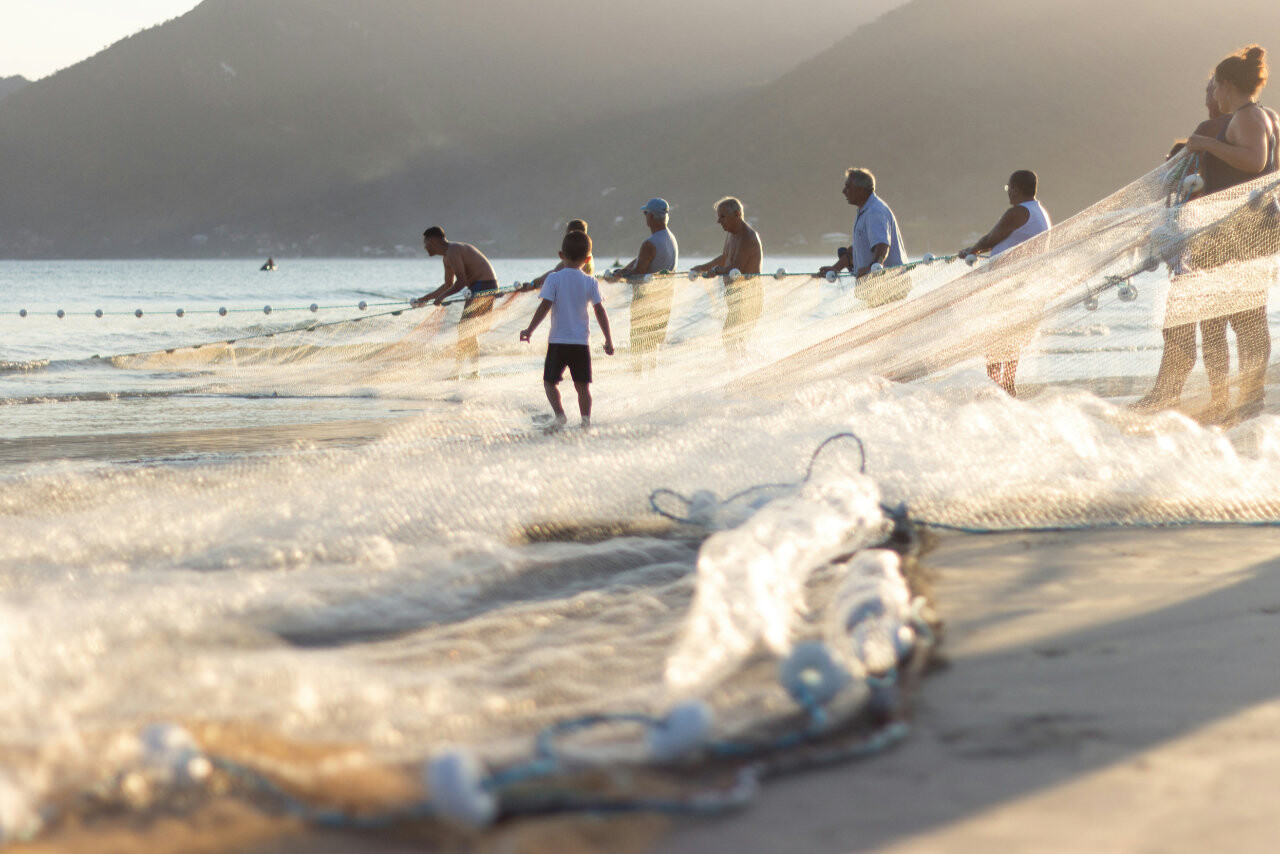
[641,198,670,216]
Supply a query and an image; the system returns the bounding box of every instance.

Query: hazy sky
[2,1,201,79]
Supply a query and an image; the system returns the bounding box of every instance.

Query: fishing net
[2,154,1279,841]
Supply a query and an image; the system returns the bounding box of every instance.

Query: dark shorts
[544,343,592,385]
[469,280,498,294]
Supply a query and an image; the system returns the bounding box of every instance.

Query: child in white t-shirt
[519,231,614,429]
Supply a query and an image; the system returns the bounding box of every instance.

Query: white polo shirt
[852,193,906,271]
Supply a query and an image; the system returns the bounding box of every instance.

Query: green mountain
[0,0,900,258]
[666,0,1280,257]
[4,0,1277,261]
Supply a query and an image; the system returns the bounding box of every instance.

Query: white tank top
[645,227,678,274]
[991,200,1051,256]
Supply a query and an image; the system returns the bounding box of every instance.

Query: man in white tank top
[607,198,679,373]
[957,170,1052,259]
[957,170,1052,396]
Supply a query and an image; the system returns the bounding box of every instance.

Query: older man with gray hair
[691,196,764,358]
[822,168,906,277]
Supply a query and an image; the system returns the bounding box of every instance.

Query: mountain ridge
[3,0,1277,259]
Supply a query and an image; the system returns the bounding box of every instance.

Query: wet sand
[661,527,1280,853]
[0,418,405,466]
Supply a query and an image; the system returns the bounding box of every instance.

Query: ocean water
[1,256,1279,839]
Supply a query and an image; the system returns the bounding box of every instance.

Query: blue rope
[649,432,867,524]
[652,430,1280,533]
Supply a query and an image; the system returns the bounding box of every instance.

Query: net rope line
[7,257,960,325]
[732,159,1280,394]
[39,258,964,362]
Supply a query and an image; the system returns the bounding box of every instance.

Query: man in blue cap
[608,198,680,372]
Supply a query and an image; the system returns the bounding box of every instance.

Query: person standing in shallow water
[1133,78,1233,416]
[691,196,763,360]
[1184,44,1278,422]
[520,230,615,431]
[825,168,906,278]
[1139,46,1279,421]
[412,226,500,379]
[607,198,678,373]
[958,169,1052,397]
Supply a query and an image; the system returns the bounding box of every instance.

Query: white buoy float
[779,641,851,708]
[426,749,496,828]
[647,700,714,762]
[358,301,368,310]
[774,267,787,279]
[869,262,883,273]
[825,270,838,282]
[175,308,184,318]
[141,723,210,785]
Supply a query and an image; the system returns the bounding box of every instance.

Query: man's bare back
[413,229,500,307]
[443,242,498,290]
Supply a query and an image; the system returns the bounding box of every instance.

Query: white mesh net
[1,156,1279,836]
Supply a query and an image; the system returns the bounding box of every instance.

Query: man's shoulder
[456,241,491,258]
[865,194,895,214]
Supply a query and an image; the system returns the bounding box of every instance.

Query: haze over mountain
[2,0,1278,260]
[326,0,1280,259]
[0,0,900,258]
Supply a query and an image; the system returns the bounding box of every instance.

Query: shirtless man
[411,226,499,377]
[692,197,764,358]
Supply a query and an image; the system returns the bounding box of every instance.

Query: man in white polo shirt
[826,168,906,277]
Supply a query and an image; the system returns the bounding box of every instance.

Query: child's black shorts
[544,343,592,384]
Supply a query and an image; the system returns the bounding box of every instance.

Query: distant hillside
[182,0,1280,263]
[0,0,902,258]
[8,0,1274,261]
[0,76,29,102]
[643,0,1280,256]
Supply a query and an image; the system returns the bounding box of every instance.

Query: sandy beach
[13,524,1279,853]
[662,526,1280,853]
